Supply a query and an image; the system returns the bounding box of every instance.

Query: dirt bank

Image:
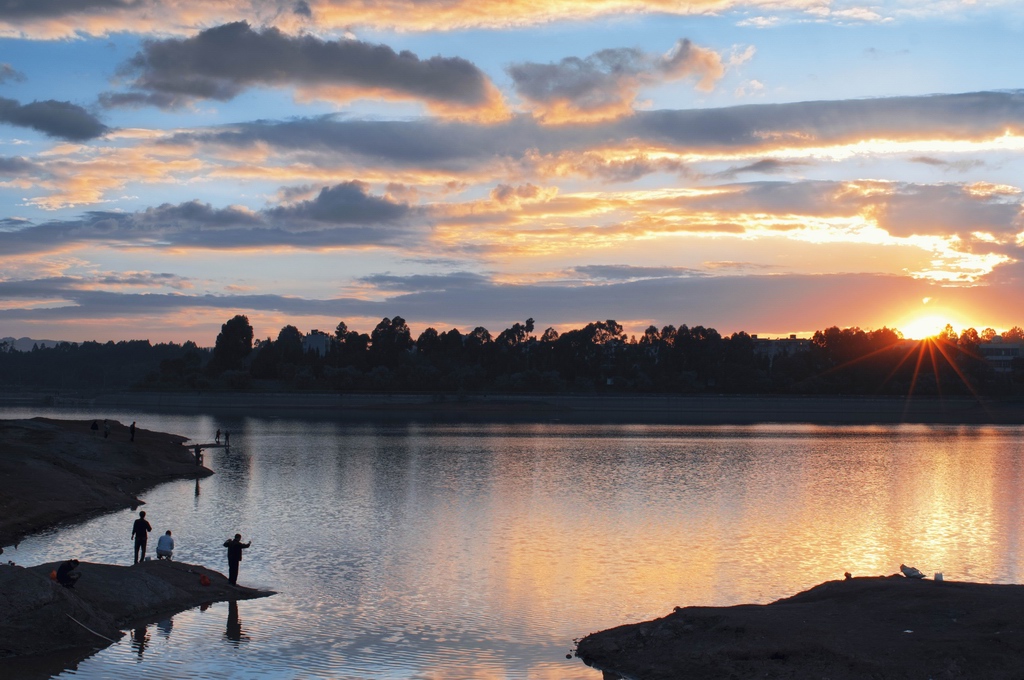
[575,575,1024,679]
[0,559,271,676]
[0,418,211,548]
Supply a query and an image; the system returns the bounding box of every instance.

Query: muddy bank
[0,418,211,548]
[575,575,1024,679]
[0,559,271,677]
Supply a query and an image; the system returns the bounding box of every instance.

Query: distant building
[978,338,1023,373]
[302,329,333,357]
[751,334,811,360]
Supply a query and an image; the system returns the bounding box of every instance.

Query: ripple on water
[6,409,1020,679]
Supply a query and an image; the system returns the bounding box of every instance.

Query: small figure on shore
[194,445,203,466]
[216,428,221,444]
[103,419,110,439]
[156,530,174,560]
[132,510,152,564]
[224,431,230,446]
[90,420,99,434]
[223,533,251,585]
[55,558,80,588]
[130,421,136,442]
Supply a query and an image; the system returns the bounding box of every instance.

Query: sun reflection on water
[2,411,1023,679]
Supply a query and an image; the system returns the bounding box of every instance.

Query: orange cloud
[0,1,836,39]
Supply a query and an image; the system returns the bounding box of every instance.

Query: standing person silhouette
[132,511,152,564]
[223,533,251,585]
[130,421,136,442]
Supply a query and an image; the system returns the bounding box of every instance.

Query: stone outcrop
[575,576,1024,679]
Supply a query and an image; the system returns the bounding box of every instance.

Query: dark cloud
[0,278,377,321]
[98,91,183,109]
[571,264,704,281]
[175,91,1024,175]
[357,272,491,292]
[0,97,108,141]
[621,90,1024,150]
[509,48,649,110]
[0,0,138,20]
[0,183,414,255]
[105,21,497,110]
[293,1,312,17]
[0,63,26,84]
[0,156,35,175]
[910,156,987,173]
[507,39,723,117]
[713,159,809,179]
[267,181,410,225]
[93,271,192,288]
[0,216,32,230]
[871,184,1023,238]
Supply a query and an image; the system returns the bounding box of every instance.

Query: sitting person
[156,530,175,560]
[56,559,80,588]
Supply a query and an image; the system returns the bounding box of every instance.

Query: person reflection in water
[131,624,150,658]
[225,600,249,643]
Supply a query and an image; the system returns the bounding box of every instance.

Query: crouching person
[156,530,175,560]
[56,559,80,588]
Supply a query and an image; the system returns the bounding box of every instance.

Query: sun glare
[899,315,958,340]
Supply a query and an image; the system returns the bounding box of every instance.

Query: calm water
[4,408,1024,679]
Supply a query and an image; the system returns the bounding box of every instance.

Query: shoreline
[575,575,1024,679]
[0,559,271,678]
[0,419,271,676]
[0,418,212,548]
[4,391,1023,425]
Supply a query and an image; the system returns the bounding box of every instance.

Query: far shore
[3,390,1023,425]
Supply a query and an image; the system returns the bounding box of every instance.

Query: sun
[898,315,960,340]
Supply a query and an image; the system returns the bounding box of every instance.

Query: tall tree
[211,314,254,373]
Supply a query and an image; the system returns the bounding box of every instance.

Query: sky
[1,1,1024,345]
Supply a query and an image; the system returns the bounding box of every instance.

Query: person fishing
[131,510,152,564]
[223,533,251,585]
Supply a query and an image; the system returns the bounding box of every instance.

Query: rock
[575,576,1024,679]
[0,418,212,548]
[0,559,272,663]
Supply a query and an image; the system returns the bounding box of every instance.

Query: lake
[4,407,1024,679]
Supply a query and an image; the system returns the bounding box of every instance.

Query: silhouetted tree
[209,314,254,374]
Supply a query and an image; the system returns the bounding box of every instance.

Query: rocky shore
[0,418,270,676]
[575,575,1024,679]
[0,559,270,677]
[0,417,211,548]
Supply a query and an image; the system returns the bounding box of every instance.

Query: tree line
[3,316,1022,396]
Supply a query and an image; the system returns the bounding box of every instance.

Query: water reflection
[3,409,1024,679]
[225,600,249,645]
[130,625,149,660]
